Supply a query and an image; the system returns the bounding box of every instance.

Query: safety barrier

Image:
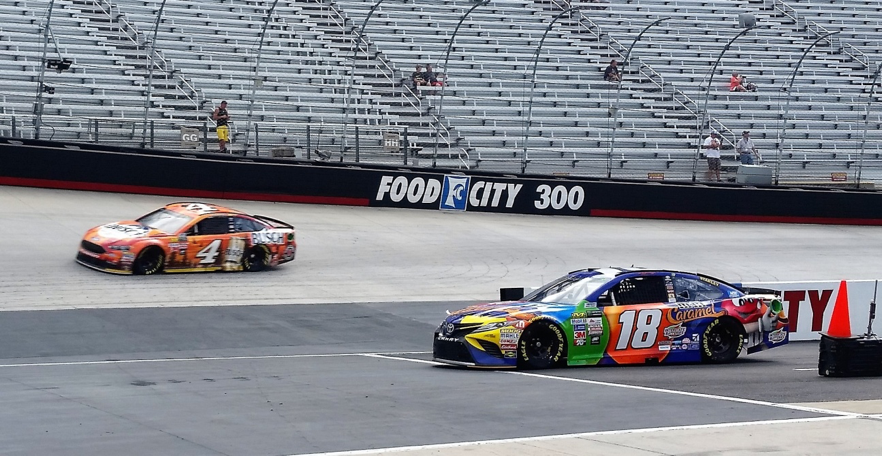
[3,137,882,224]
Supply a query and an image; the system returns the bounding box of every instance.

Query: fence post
[403,126,409,166]
[254,123,260,157]
[93,118,98,142]
[149,120,155,149]
[202,121,209,153]
[355,125,360,163]
[306,124,311,160]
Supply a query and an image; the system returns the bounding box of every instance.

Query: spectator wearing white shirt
[703,132,722,182]
[736,130,758,165]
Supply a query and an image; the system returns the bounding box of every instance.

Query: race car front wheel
[133,247,164,275]
[242,246,267,272]
[518,321,566,369]
[702,318,744,363]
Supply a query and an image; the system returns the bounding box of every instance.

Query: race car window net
[192,217,230,235]
[612,276,669,306]
[522,275,612,305]
[136,209,193,234]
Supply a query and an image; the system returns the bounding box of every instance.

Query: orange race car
[76,202,296,275]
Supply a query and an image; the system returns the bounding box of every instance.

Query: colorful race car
[433,268,789,369]
[76,202,296,275]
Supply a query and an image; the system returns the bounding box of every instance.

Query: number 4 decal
[196,239,222,264]
[616,309,662,350]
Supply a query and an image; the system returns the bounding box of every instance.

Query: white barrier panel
[743,280,880,341]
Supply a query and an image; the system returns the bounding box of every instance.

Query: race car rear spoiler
[732,284,783,296]
[254,215,294,229]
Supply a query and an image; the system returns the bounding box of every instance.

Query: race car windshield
[136,209,194,234]
[522,274,612,305]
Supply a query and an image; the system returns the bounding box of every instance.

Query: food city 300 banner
[742,280,879,341]
[5,137,882,223]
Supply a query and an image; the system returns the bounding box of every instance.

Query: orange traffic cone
[825,280,852,338]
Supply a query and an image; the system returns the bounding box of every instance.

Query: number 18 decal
[615,309,662,350]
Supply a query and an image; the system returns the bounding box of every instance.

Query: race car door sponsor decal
[186,235,227,269]
[602,304,667,363]
[195,239,223,265]
[564,309,609,366]
[251,230,286,245]
[222,237,246,271]
[603,302,721,364]
[97,223,149,240]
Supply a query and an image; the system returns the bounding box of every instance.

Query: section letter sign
[180,126,200,149]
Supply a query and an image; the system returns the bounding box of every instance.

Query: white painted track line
[291,416,859,456]
[366,354,861,418]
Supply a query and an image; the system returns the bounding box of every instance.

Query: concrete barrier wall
[4,137,882,224]
[743,280,880,341]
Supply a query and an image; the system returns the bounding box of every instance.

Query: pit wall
[742,280,878,341]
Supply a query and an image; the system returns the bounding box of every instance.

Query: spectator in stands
[411,65,428,89]
[703,131,722,182]
[741,75,758,92]
[730,72,747,92]
[736,130,759,165]
[423,64,438,86]
[212,100,230,153]
[603,59,621,82]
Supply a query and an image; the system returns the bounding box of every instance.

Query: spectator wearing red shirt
[730,72,746,92]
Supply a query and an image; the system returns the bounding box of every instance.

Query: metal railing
[94,0,202,113]
[774,0,871,71]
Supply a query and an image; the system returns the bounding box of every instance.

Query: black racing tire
[242,246,267,272]
[517,320,566,369]
[701,318,744,363]
[132,247,164,275]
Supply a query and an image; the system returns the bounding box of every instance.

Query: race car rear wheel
[242,246,267,272]
[133,247,164,275]
[702,318,744,363]
[518,321,566,369]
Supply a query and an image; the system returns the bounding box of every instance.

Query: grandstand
[0,0,880,185]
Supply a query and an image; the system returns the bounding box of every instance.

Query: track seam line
[0,351,432,368]
[363,354,862,418]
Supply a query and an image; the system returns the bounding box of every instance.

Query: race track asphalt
[1,185,882,455]
[0,302,870,456]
